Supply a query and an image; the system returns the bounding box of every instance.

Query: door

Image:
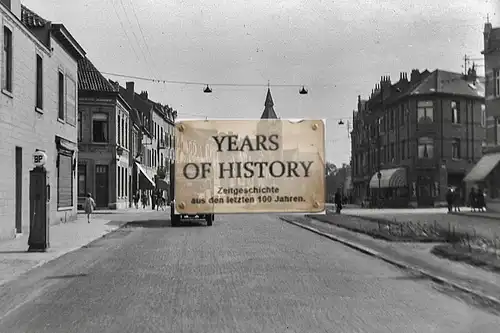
[95,165,108,208]
[417,178,434,207]
[15,147,22,233]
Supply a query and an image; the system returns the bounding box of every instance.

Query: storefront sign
[174,119,326,214]
[33,150,47,167]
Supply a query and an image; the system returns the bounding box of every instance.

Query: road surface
[0,214,498,332]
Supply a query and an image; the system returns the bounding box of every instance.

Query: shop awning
[463,153,500,182]
[369,168,407,189]
[156,178,170,190]
[136,162,155,189]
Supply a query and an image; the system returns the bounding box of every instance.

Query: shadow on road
[0,251,30,254]
[123,219,207,228]
[45,273,88,280]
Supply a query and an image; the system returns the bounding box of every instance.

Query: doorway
[95,165,108,208]
[15,146,22,233]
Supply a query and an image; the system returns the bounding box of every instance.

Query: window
[481,104,486,128]
[66,77,76,126]
[497,118,500,146]
[2,26,12,92]
[451,101,460,124]
[418,137,434,159]
[78,111,82,142]
[401,140,406,160]
[118,167,121,198]
[121,117,125,147]
[92,113,108,142]
[399,105,405,126]
[452,138,461,159]
[78,164,86,197]
[58,72,65,119]
[36,55,43,109]
[122,167,125,197]
[495,69,500,97]
[390,143,395,161]
[417,101,433,123]
[117,114,121,146]
[57,153,73,208]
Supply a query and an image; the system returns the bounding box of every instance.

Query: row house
[77,57,136,209]
[118,81,176,205]
[351,68,485,208]
[464,21,500,210]
[0,1,85,240]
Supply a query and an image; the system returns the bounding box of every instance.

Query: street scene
[1,212,500,332]
[1,0,500,331]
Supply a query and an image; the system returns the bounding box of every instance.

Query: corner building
[351,69,485,208]
[0,2,85,239]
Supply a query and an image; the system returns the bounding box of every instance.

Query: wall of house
[0,9,78,240]
[114,100,130,209]
[484,26,500,145]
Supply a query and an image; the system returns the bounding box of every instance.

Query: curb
[279,216,500,307]
[449,211,500,222]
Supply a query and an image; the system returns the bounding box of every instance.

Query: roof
[78,57,117,93]
[408,69,484,98]
[260,88,279,119]
[21,5,49,28]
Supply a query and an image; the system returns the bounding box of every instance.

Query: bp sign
[33,150,47,167]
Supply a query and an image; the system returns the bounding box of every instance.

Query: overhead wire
[108,0,140,61]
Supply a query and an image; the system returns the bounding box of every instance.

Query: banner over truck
[174,119,325,214]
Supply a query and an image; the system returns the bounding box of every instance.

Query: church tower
[257,88,282,149]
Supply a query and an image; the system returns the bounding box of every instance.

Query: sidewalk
[77,206,170,215]
[281,214,500,307]
[341,208,500,240]
[0,209,168,287]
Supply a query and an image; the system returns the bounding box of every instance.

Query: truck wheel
[171,214,180,227]
[206,214,213,226]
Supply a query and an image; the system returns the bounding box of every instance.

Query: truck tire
[171,214,180,227]
[206,214,213,226]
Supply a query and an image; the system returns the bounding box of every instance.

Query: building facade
[352,69,485,208]
[0,2,85,239]
[118,82,176,205]
[463,21,500,209]
[77,58,134,210]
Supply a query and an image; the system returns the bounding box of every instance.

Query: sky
[23,0,498,167]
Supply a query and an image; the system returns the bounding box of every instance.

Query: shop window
[57,152,73,208]
[78,164,86,197]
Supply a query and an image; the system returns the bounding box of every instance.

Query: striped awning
[136,162,155,189]
[369,168,407,189]
[463,153,500,182]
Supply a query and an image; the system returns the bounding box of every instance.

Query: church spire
[260,88,278,119]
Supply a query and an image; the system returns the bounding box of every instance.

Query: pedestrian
[84,192,96,223]
[453,187,461,212]
[334,189,342,214]
[477,188,486,212]
[469,188,477,212]
[445,187,454,213]
[133,192,139,209]
[141,191,147,209]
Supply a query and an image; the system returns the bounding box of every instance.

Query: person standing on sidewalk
[84,193,96,223]
[453,187,461,212]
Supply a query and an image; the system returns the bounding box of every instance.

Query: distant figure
[477,189,486,212]
[334,189,342,214]
[446,188,454,213]
[469,188,477,212]
[453,187,461,212]
[84,192,96,223]
[133,192,140,209]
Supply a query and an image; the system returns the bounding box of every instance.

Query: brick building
[0,2,85,239]
[77,58,135,210]
[463,21,500,208]
[351,69,485,208]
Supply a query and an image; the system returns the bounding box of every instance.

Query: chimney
[467,64,478,81]
[1,0,21,19]
[126,82,135,100]
[140,91,148,100]
[410,69,420,83]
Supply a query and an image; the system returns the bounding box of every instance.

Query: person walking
[84,192,96,223]
[445,187,454,213]
[334,189,342,214]
[453,187,461,212]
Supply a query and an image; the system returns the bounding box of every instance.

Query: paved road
[0,214,499,332]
